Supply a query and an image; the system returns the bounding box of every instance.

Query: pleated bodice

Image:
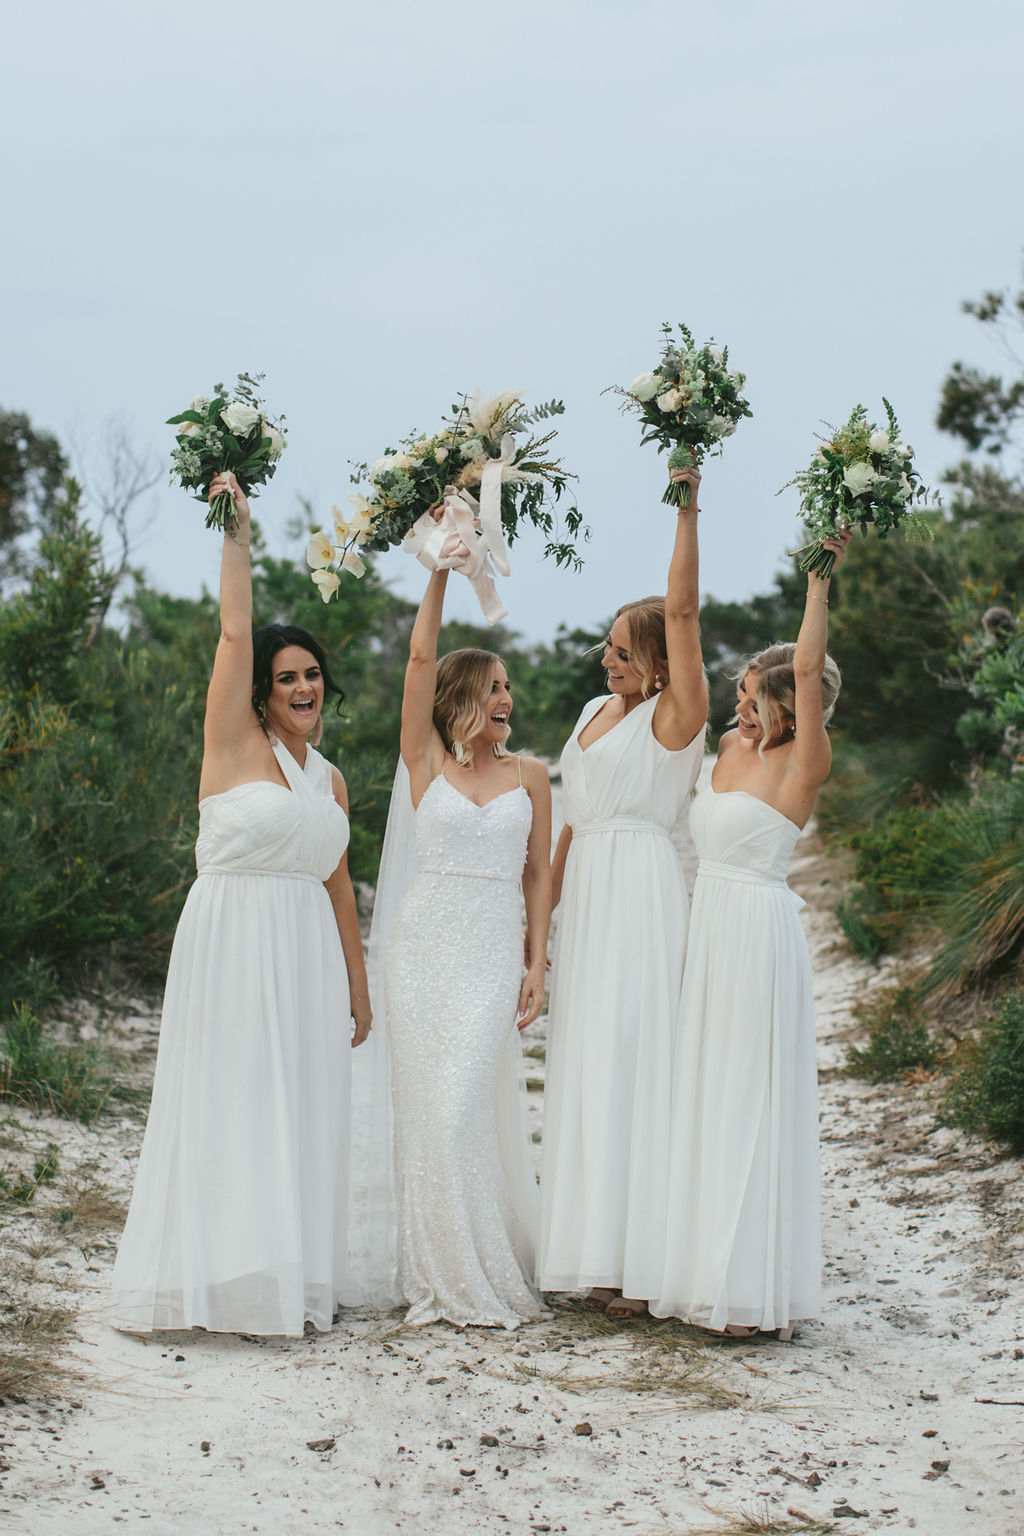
[196,745,348,882]
[691,788,801,884]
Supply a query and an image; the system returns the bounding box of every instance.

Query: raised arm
[789,528,851,790]
[400,568,449,804]
[200,473,261,792]
[655,464,709,748]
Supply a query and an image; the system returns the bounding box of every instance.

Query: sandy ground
[2,825,1023,1535]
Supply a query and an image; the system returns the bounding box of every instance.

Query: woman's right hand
[209,471,251,530]
[668,463,702,505]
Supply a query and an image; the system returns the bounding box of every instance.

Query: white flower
[189,394,212,413]
[629,372,662,403]
[843,462,877,498]
[344,494,375,539]
[903,443,914,459]
[262,422,285,460]
[177,420,201,437]
[221,401,261,437]
[706,345,724,367]
[656,387,684,413]
[434,445,448,464]
[460,438,487,463]
[341,548,366,578]
[466,389,522,436]
[897,472,914,501]
[869,430,890,453]
[312,570,341,602]
[369,455,397,483]
[306,530,335,570]
[710,415,735,439]
[391,451,413,470]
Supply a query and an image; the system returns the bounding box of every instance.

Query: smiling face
[263,645,325,740]
[601,615,646,699]
[735,668,793,749]
[477,661,513,748]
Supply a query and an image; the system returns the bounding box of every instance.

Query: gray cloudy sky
[2,0,1021,641]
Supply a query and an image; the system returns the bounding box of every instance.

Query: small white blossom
[341,548,366,578]
[869,430,890,453]
[706,345,724,367]
[262,422,285,459]
[306,530,334,570]
[897,472,914,501]
[312,570,341,602]
[189,395,212,413]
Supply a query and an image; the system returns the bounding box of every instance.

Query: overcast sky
[2,0,1021,642]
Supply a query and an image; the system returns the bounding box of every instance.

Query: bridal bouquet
[615,322,752,507]
[783,400,938,579]
[307,391,582,612]
[167,372,286,532]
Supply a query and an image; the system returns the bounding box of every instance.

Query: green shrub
[845,986,939,1082]
[0,1008,109,1122]
[942,992,1024,1152]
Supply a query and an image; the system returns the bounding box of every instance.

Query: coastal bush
[845,986,939,1082]
[942,991,1024,1152]
[0,1008,108,1122]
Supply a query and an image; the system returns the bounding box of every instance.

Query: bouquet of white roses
[783,400,938,579]
[307,391,582,610]
[168,372,286,532]
[616,322,752,507]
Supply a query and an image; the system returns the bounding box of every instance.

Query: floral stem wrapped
[307,391,582,603]
[782,400,939,579]
[168,372,286,532]
[614,322,752,507]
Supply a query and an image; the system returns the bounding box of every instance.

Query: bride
[377,565,551,1328]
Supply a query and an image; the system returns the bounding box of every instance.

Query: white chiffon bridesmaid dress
[537,694,704,1299]
[651,788,822,1332]
[111,739,355,1336]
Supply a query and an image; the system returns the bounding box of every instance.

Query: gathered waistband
[418,866,520,886]
[696,859,804,909]
[572,817,672,839]
[197,866,322,885]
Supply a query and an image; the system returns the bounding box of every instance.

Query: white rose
[656,387,684,413]
[706,345,724,367]
[629,372,662,403]
[341,548,366,578]
[221,401,261,437]
[306,530,334,570]
[262,422,285,460]
[897,472,914,502]
[391,452,413,470]
[369,455,396,484]
[312,570,341,603]
[868,430,890,453]
[843,462,877,498]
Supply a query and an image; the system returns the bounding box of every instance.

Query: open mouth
[491,713,509,727]
[292,700,316,714]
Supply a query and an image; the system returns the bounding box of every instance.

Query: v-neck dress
[537,694,704,1296]
[650,787,822,1331]
[383,769,544,1328]
[110,740,354,1336]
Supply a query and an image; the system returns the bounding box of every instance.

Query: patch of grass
[676,1507,837,1536]
[510,1348,749,1411]
[0,1006,110,1122]
[50,1179,126,1236]
[942,991,1024,1152]
[845,986,939,1083]
[0,1274,82,1401]
[0,1142,60,1208]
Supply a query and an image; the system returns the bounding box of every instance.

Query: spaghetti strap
[517,755,523,787]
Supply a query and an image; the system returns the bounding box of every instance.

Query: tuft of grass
[0,1142,60,1208]
[845,985,938,1083]
[942,990,1024,1152]
[0,1276,82,1401]
[0,1006,110,1122]
[50,1179,126,1235]
[674,1507,837,1536]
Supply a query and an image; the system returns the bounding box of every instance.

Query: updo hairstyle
[614,597,669,698]
[434,648,509,765]
[734,642,842,757]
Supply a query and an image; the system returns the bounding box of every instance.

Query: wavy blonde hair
[734,642,842,758]
[433,648,510,765]
[614,597,669,699]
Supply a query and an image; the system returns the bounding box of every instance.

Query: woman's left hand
[821,525,852,574]
[351,1000,372,1048]
[517,963,547,1031]
[668,463,702,505]
[209,471,251,528]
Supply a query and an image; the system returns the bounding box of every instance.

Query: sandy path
[2,828,1022,1534]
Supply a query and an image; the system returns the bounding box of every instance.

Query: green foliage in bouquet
[614,322,752,507]
[783,400,938,579]
[168,371,286,532]
[309,391,582,596]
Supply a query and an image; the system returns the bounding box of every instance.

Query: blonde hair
[433,648,510,765]
[614,597,669,699]
[735,642,842,758]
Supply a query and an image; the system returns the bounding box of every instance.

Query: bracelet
[677,506,701,516]
[808,594,828,606]
[226,533,251,548]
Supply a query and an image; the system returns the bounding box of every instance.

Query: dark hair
[251,625,345,722]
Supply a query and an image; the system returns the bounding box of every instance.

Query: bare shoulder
[518,755,552,798]
[716,727,741,757]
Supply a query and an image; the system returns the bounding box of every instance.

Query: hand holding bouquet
[307,391,582,617]
[168,372,286,532]
[616,322,752,507]
[783,400,938,579]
